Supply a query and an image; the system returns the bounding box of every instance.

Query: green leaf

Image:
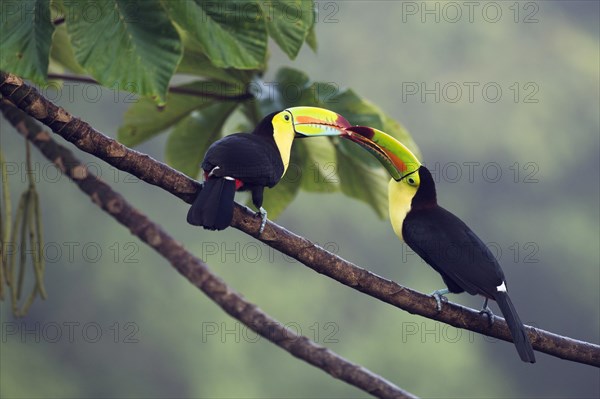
[298,81,341,108]
[66,0,182,103]
[276,66,310,87]
[165,102,238,178]
[256,171,301,221]
[326,88,422,162]
[0,0,54,83]
[336,148,390,219]
[275,67,311,107]
[177,46,254,85]
[328,89,384,127]
[305,22,318,52]
[49,25,85,74]
[330,89,420,157]
[295,138,339,192]
[165,0,267,70]
[259,0,314,59]
[258,142,303,220]
[118,81,228,147]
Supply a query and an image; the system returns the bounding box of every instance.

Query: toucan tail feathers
[495,291,536,363]
[187,177,236,230]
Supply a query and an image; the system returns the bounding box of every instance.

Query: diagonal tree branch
[0,98,415,399]
[1,71,598,368]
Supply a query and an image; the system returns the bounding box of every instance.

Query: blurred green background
[1,1,599,398]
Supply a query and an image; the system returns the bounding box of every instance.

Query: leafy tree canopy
[0,0,420,218]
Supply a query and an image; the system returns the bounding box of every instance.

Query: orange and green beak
[287,106,352,137]
[342,126,421,181]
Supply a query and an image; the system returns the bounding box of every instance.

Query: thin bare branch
[46,72,253,101]
[1,71,598,368]
[0,98,416,399]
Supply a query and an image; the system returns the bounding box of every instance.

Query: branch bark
[1,71,598,368]
[0,98,415,399]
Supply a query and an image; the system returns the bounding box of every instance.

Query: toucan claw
[430,288,450,312]
[257,207,268,235]
[479,298,495,327]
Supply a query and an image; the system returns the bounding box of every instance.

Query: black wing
[202,133,284,187]
[403,206,505,298]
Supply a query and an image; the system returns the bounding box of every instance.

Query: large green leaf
[49,25,85,74]
[258,1,314,59]
[165,1,267,70]
[0,0,54,83]
[328,89,421,158]
[336,148,389,219]
[66,0,182,103]
[256,170,301,221]
[297,81,341,108]
[274,67,311,108]
[177,46,254,85]
[258,141,303,220]
[276,67,310,89]
[295,138,339,192]
[165,102,238,178]
[118,81,226,147]
[305,20,318,52]
[271,68,340,192]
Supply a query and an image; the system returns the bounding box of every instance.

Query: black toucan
[343,126,536,363]
[187,106,351,233]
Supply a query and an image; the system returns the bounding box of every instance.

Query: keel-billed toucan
[343,127,536,363]
[187,107,351,233]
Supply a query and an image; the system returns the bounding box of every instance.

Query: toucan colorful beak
[342,126,421,181]
[287,106,352,137]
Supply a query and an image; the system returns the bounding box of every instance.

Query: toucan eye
[284,114,290,121]
[408,177,415,185]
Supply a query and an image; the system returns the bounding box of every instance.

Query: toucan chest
[272,130,294,174]
[202,133,285,186]
[388,179,415,241]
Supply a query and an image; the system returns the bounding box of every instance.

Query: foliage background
[1,1,599,398]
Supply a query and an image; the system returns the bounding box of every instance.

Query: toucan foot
[257,207,267,235]
[429,288,450,312]
[479,298,495,326]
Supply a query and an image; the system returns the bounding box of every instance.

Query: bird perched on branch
[343,126,536,363]
[187,106,351,233]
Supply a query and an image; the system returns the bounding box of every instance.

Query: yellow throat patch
[271,113,295,174]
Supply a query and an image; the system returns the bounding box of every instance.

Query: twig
[0,98,417,399]
[1,71,598,368]
[46,73,254,101]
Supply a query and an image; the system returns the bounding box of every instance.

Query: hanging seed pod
[16,190,30,301]
[5,140,48,316]
[0,149,11,300]
[32,190,47,300]
[9,193,26,314]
